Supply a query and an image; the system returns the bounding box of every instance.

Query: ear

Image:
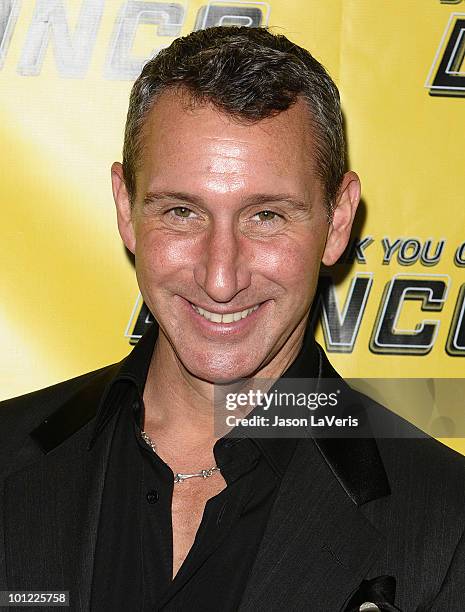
[111,161,136,254]
[322,171,361,266]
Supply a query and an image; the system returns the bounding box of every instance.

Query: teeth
[191,303,260,323]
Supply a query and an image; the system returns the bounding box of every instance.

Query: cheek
[135,228,198,278]
[253,239,322,288]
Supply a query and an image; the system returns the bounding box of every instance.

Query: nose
[193,220,251,302]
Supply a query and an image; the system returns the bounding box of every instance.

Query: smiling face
[113,89,360,383]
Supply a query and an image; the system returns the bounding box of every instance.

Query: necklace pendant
[141,430,220,484]
[174,467,220,484]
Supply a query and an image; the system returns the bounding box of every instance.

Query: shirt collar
[91,315,321,474]
[89,323,159,446]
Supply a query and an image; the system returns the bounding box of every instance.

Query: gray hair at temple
[122,26,346,219]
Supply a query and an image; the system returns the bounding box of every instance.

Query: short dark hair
[123,26,345,217]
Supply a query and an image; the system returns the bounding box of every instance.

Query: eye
[253,210,281,223]
[169,206,195,219]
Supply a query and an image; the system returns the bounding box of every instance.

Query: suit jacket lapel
[3,367,119,612]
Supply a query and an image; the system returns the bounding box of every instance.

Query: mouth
[189,302,261,324]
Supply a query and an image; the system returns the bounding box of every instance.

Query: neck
[141,319,308,464]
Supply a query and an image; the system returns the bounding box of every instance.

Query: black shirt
[89,321,320,611]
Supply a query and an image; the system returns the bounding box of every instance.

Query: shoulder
[352,385,465,509]
[317,345,465,528]
[318,343,465,503]
[376,428,465,519]
[359,388,465,493]
[0,365,119,455]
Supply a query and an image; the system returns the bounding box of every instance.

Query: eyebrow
[142,191,310,212]
[143,191,203,207]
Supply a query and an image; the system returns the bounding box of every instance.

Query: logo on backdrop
[0,1,269,78]
[426,11,465,96]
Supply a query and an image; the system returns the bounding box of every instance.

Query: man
[1,26,464,612]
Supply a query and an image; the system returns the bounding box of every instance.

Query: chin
[180,352,262,384]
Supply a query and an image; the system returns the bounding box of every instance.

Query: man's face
[114,90,358,383]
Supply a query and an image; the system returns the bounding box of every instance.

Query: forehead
[136,89,321,197]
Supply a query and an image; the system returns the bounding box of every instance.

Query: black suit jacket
[1,327,465,611]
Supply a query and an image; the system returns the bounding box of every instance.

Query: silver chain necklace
[140,430,221,484]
